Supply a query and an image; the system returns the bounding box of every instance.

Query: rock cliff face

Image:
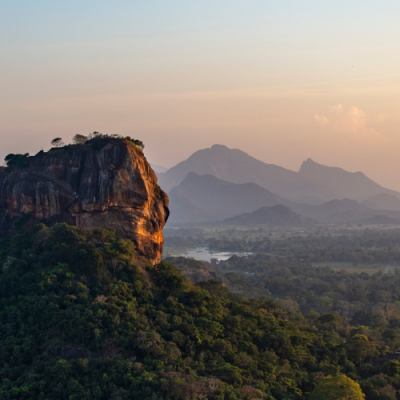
[0,138,169,264]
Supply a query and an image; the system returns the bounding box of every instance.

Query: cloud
[374,112,388,123]
[314,105,385,141]
[314,114,329,127]
[333,106,366,133]
[330,104,343,115]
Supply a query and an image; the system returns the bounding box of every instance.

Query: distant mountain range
[223,205,315,227]
[166,169,400,226]
[150,163,168,173]
[298,158,400,203]
[361,193,400,212]
[291,199,400,224]
[168,172,288,223]
[158,144,400,205]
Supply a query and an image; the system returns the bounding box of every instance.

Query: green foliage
[382,360,400,376]
[309,375,365,399]
[168,251,400,329]
[1,224,400,399]
[4,153,30,169]
[130,138,145,150]
[72,133,88,144]
[51,137,64,147]
[88,133,145,152]
[166,227,400,265]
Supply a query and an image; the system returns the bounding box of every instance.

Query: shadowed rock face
[0,138,169,264]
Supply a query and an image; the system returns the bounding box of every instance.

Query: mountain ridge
[167,172,400,225]
[167,172,292,225]
[223,204,316,227]
[299,158,400,201]
[158,145,400,205]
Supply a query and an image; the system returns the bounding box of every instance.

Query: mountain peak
[299,158,365,177]
[159,145,400,203]
[210,144,229,150]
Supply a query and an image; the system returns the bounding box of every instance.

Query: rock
[0,138,169,263]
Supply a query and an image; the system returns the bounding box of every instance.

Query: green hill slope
[0,223,398,399]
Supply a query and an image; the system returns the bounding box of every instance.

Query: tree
[4,153,30,168]
[125,137,145,150]
[51,137,64,147]
[309,375,365,400]
[372,302,400,323]
[345,335,379,365]
[72,134,88,145]
[132,139,145,150]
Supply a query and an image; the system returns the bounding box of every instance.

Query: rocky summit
[0,137,169,263]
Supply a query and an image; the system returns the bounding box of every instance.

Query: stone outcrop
[0,138,169,263]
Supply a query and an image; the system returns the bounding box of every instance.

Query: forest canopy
[0,224,400,399]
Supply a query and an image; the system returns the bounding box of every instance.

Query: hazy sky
[2,1,400,189]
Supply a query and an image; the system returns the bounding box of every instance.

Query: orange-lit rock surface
[0,138,169,263]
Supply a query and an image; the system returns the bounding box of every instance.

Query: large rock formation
[0,138,169,263]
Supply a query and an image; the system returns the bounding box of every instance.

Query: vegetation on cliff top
[0,223,400,399]
[3,132,145,170]
[4,153,30,169]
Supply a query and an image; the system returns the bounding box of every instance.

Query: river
[163,246,253,262]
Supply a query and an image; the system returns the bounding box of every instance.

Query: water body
[163,247,253,262]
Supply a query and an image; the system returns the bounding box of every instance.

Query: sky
[1,1,400,189]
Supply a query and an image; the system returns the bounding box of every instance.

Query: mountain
[299,158,400,202]
[294,199,368,223]
[168,189,214,224]
[292,198,400,224]
[158,144,325,202]
[223,205,316,227]
[0,137,169,263]
[362,193,400,212]
[167,173,400,226]
[158,144,400,204]
[150,163,168,173]
[167,172,291,225]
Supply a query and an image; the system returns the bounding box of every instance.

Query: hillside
[223,205,316,227]
[167,172,290,225]
[292,199,400,224]
[168,189,215,224]
[362,193,400,212]
[0,222,382,399]
[299,158,400,202]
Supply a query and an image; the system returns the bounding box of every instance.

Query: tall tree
[309,375,365,400]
